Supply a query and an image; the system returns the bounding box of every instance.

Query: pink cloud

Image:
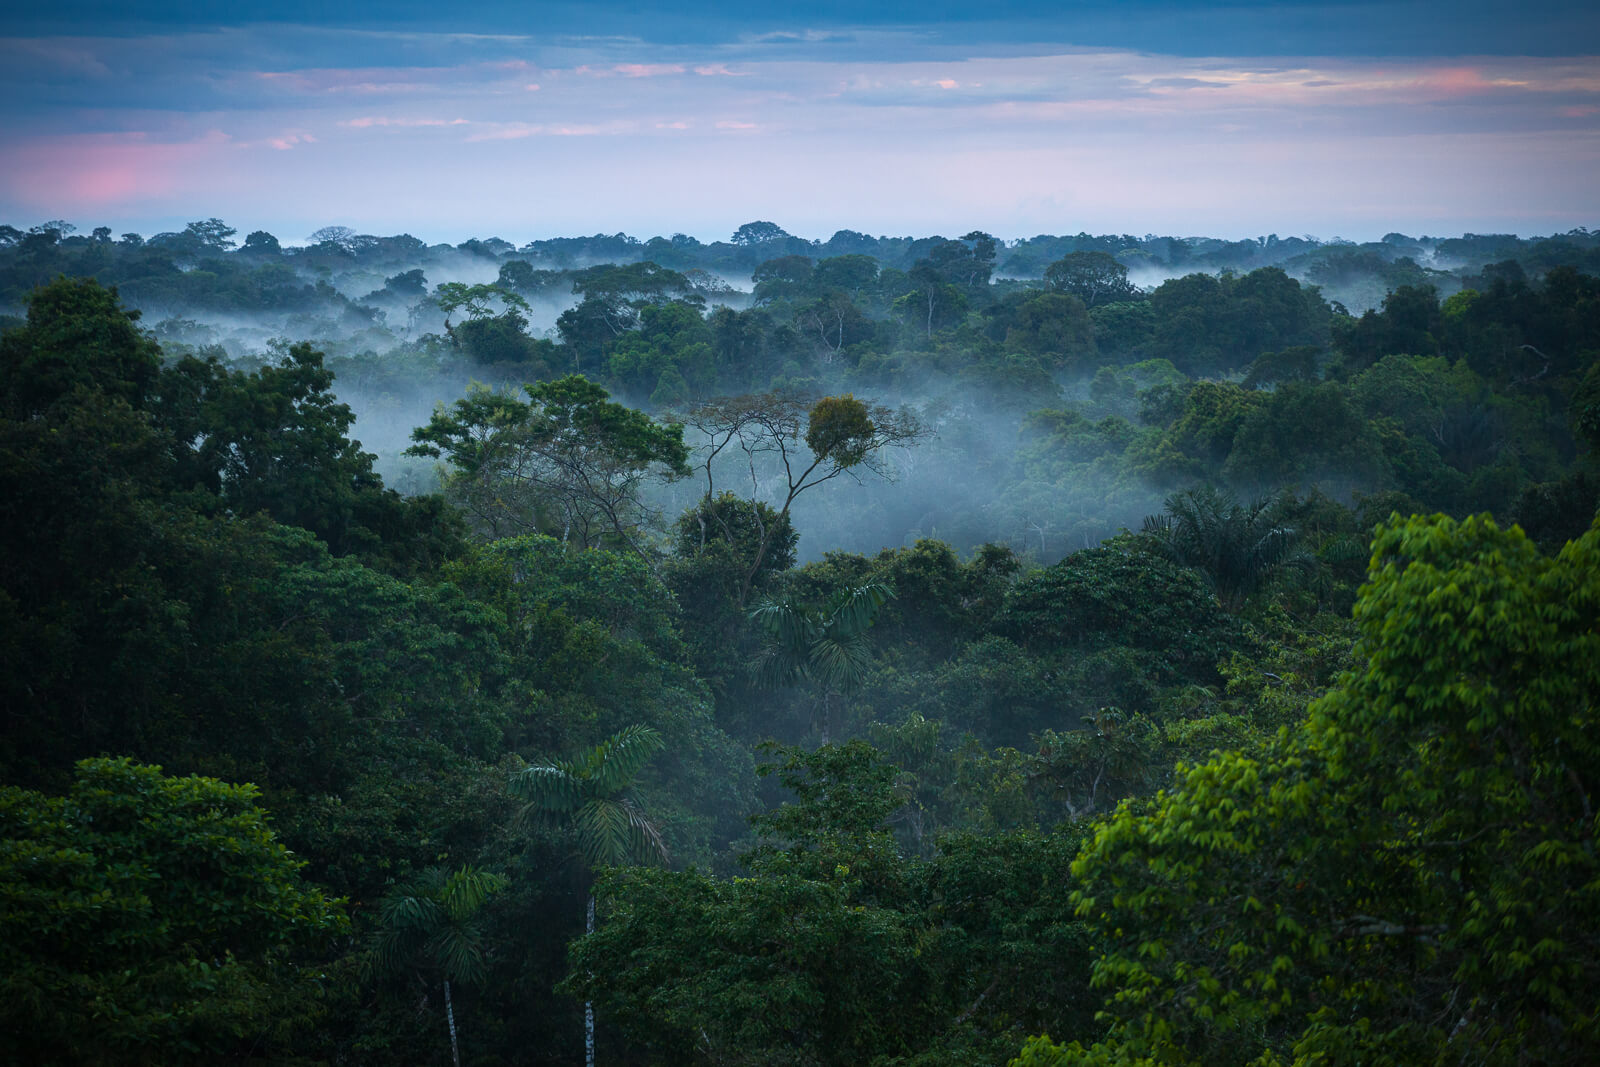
[1413,66,1527,96]
[1,130,230,207]
[613,63,686,78]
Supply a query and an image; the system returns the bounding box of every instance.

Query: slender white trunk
[444,978,461,1067]
[586,893,596,1067]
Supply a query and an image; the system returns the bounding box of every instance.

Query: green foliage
[1142,486,1312,610]
[368,865,509,988]
[805,393,877,466]
[1045,251,1141,308]
[366,864,509,1067]
[752,582,895,743]
[0,276,162,414]
[0,758,346,1064]
[408,374,690,549]
[511,725,670,870]
[1044,514,1600,1066]
[565,741,1096,1065]
[999,539,1245,678]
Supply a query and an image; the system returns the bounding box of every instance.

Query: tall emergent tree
[510,725,669,1067]
[676,391,926,605]
[1044,250,1142,308]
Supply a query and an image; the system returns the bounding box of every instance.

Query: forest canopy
[1,218,1596,1064]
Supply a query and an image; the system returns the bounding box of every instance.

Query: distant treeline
[4,216,1599,320]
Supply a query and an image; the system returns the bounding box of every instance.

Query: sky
[2,1,1597,244]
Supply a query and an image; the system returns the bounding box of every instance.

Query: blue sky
[3,1,1596,243]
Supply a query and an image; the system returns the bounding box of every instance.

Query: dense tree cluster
[2,212,1597,1065]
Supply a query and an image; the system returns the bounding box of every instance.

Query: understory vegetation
[2,220,1597,1065]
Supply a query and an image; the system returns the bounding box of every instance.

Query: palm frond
[749,640,809,690]
[619,795,670,867]
[587,724,665,796]
[822,582,894,638]
[749,597,819,649]
[441,867,510,922]
[806,631,876,696]
[509,763,586,812]
[378,889,443,932]
[429,925,490,987]
[365,925,427,982]
[573,797,634,868]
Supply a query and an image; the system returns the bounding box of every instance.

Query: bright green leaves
[1040,514,1600,1066]
[0,758,346,1063]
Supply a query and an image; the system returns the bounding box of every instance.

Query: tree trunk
[586,893,596,1067]
[444,978,461,1067]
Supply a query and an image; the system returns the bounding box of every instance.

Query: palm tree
[750,582,894,744]
[510,725,668,1067]
[1142,486,1311,610]
[366,865,509,1067]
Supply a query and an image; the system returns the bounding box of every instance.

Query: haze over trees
[2,216,1597,1064]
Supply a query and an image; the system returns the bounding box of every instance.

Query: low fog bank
[6,217,1595,567]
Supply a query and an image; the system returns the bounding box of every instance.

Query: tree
[750,582,894,744]
[559,263,703,372]
[433,281,532,350]
[751,254,816,305]
[731,220,792,246]
[367,866,509,1067]
[1024,514,1600,1066]
[798,289,874,361]
[182,217,237,252]
[1141,486,1311,610]
[509,725,669,1067]
[899,254,971,337]
[0,758,346,1063]
[1,275,162,416]
[564,742,1097,1065]
[306,225,357,251]
[1044,251,1141,308]
[240,229,281,255]
[407,375,691,554]
[675,391,927,605]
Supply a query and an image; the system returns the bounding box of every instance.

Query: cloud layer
[1,14,1595,241]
